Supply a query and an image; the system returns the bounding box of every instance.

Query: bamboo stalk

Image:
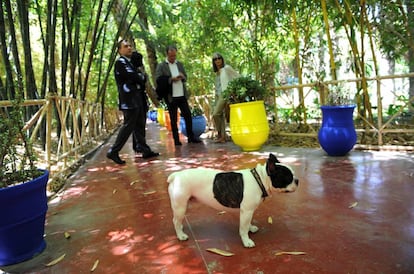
[321,0,337,81]
[291,7,306,123]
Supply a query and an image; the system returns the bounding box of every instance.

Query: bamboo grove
[1,0,413,148]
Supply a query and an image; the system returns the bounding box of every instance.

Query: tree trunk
[406,0,414,112]
[0,0,15,100]
[321,0,337,81]
[137,1,160,107]
[16,0,38,100]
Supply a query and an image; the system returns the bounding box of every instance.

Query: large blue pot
[0,169,49,266]
[180,116,207,138]
[318,105,357,156]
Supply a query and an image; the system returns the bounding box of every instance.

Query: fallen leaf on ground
[90,259,99,272]
[348,202,358,208]
[130,180,139,185]
[143,190,156,195]
[64,231,71,239]
[112,189,117,194]
[45,254,66,266]
[268,216,273,224]
[275,251,306,256]
[206,248,234,256]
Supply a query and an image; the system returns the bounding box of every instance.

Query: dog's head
[266,153,299,193]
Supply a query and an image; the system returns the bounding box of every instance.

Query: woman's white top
[215,64,240,96]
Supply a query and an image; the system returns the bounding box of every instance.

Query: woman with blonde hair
[212,53,240,143]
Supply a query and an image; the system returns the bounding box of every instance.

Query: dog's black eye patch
[269,165,294,189]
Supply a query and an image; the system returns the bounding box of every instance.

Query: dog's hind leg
[249,224,259,233]
[168,183,190,241]
[172,207,189,241]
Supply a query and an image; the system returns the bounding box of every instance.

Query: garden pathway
[2,121,414,273]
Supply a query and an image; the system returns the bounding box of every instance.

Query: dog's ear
[266,153,279,175]
[269,153,280,163]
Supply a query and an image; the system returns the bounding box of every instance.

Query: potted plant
[0,97,49,266]
[222,76,266,104]
[222,76,269,151]
[180,105,207,138]
[317,84,357,156]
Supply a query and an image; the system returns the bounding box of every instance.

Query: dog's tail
[167,172,176,184]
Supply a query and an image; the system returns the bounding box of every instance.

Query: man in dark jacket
[155,45,201,145]
[130,50,148,153]
[107,40,159,164]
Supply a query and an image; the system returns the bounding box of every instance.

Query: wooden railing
[0,96,121,178]
[2,73,412,183]
[193,73,414,150]
[271,73,414,150]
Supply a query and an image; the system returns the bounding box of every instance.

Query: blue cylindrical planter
[180,116,207,138]
[318,105,357,156]
[0,169,49,266]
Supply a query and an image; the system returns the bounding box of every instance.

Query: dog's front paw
[242,238,256,248]
[177,232,189,241]
[249,225,259,233]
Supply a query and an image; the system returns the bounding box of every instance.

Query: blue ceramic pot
[318,105,357,156]
[148,110,157,122]
[180,116,207,138]
[0,169,49,266]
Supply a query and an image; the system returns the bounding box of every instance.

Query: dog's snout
[284,180,299,193]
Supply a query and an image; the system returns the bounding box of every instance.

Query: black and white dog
[167,153,299,248]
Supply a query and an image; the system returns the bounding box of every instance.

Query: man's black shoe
[142,151,160,159]
[134,147,143,153]
[175,141,182,146]
[106,151,126,165]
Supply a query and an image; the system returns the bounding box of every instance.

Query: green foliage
[386,95,413,116]
[325,85,354,106]
[2,0,414,141]
[0,98,41,188]
[278,108,301,123]
[190,106,204,117]
[371,1,411,61]
[222,76,267,104]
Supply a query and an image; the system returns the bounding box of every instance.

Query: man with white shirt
[155,45,202,146]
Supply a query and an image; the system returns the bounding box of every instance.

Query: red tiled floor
[2,121,414,273]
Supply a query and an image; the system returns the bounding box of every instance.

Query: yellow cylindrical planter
[157,107,165,126]
[229,100,269,151]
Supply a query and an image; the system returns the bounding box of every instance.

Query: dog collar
[250,168,268,199]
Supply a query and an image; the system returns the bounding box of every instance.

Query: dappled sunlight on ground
[3,122,413,273]
[48,185,89,205]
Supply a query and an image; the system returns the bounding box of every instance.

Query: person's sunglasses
[213,57,221,61]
